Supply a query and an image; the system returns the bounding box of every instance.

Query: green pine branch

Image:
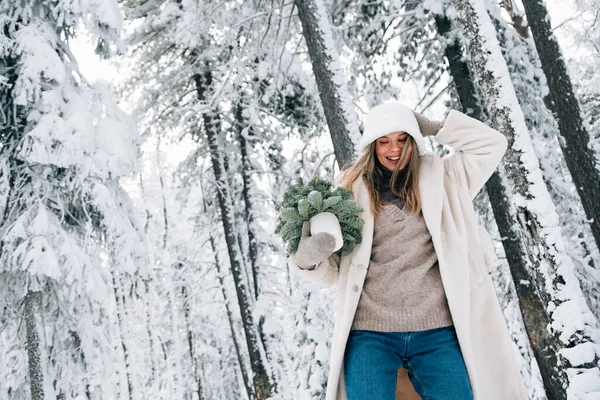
[275,177,364,254]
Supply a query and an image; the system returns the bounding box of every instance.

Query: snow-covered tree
[0,1,146,398]
[119,0,343,397]
[449,0,600,397]
[520,0,600,253]
[295,0,361,168]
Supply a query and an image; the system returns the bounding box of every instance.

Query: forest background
[1,0,600,399]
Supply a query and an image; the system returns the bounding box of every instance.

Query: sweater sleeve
[288,252,340,287]
[434,110,508,199]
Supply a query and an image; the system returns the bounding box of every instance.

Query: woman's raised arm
[434,110,508,199]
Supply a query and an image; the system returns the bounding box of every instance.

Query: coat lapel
[347,177,374,281]
[419,155,471,343]
[418,155,444,239]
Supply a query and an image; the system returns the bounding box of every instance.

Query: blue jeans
[344,326,473,400]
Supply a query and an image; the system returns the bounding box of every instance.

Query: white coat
[290,110,528,400]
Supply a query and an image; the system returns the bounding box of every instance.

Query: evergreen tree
[0,0,146,398]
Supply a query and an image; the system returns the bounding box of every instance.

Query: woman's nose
[391,142,403,151]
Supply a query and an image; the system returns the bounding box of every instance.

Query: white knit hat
[358,102,425,153]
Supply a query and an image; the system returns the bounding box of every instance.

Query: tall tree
[520,0,600,252]
[432,9,543,396]
[0,0,146,398]
[295,0,361,168]
[449,0,600,397]
[194,66,273,399]
[493,0,600,322]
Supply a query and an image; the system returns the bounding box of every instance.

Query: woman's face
[375,131,413,170]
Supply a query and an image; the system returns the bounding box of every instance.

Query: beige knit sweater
[351,196,453,332]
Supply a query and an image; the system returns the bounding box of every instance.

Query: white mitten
[291,222,337,270]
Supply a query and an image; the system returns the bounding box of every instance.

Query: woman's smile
[386,156,400,163]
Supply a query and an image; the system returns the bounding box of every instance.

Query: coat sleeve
[288,252,340,287]
[434,110,508,199]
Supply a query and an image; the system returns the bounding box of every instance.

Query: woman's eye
[379,141,389,145]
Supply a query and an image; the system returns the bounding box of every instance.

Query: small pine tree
[275,178,364,254]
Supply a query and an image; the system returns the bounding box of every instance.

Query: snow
[560,342,599,367]
[14,24,66,105]
[552,300,587,343]
[314,0,362,151]
[566,368,600,398]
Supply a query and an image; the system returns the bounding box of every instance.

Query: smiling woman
[288,101,528,400]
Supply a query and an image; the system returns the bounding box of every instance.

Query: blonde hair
[338,136,421,217]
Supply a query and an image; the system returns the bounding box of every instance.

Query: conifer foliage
[275,178,363,254]
[0,1,145,398]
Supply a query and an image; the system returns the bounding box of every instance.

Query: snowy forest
[1,0,600,399]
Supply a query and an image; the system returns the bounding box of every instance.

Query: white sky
[70,34,119,84]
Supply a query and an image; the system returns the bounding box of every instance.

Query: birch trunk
[194,66,273,399]
[295,0,360,168]
[449,0,600,397]
[25,291,44,400]
[520,0,600,252]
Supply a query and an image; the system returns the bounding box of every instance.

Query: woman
[289,102,528,400]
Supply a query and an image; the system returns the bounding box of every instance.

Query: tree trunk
[433,15,487,123]
[144,280,157,388]
[201,185,252,400]
[234,99,260,300]
[179,268,205,400]
[489,0,600,322]
[25,291,44,400]
[210,230,253,400]
[295,0,360,169]
[234,96,277,373]
[165,267,185,399]
[521,0,600,252]
[194,65,273,399]
[111,271,135,400]
[434,10,542,391]
[157,137,169,250]
[449,0,599,398]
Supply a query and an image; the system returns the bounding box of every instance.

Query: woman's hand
[291,221,337,270]
[412,110,444,137]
